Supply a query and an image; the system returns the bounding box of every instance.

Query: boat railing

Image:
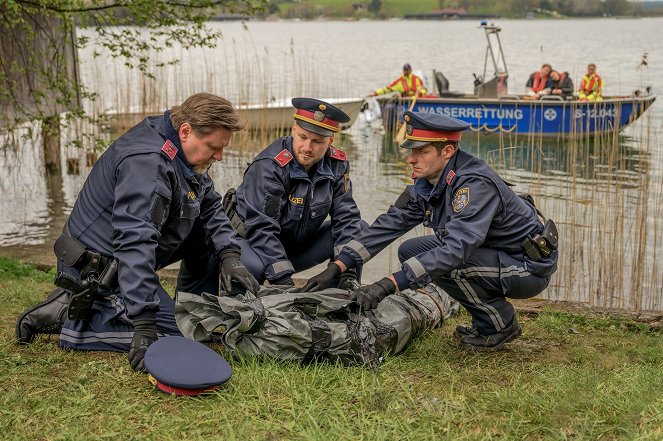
[498,95,521,100]
[540,95,565,102]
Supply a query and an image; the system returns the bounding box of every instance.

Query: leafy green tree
[0,0,267,128]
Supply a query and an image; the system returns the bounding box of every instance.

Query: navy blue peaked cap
[144,336,232,396]
[292,97,350,137]
[400,111,470,149]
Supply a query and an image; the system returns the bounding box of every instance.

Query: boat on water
[237,97,364,132]
[109,97,365,134]
[374,23,656,138]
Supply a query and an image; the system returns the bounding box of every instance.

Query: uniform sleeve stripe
[333,245,343,257]
[271,260,295,275]
[404,257,427,279]
[345,240,371,262]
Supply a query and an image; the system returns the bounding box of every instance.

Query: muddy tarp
[175,285,459,366]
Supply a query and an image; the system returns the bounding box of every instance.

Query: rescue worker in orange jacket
[578,63,604,102]
[371,63,427,97]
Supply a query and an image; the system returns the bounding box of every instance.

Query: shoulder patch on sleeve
[328,147,347,161]
[394,189,412,209]
[161,140,178,160]
[273,149,293,167]
[452,187,470,213]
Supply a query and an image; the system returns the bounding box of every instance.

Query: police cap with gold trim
[292,97,351,137]
[400,111,470,149]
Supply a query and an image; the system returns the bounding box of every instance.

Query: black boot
[453,324,479,340]
[459,318,522,351]
[16,288,69,344]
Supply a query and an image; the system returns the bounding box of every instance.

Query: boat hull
[109,98,365,134]
[237,98,364,132]
[380,96,656,137]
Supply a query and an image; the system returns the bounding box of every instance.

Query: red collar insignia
[161,140,178,160]
[446,170,456,185]
[329,147,347,161]
[274,149,293,167]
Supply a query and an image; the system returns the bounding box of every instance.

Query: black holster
[53,224,118,321]
[518,194,559,262]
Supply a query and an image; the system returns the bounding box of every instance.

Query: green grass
[1,255,662,440]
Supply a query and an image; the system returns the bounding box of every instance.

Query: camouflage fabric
[176,284,459,367]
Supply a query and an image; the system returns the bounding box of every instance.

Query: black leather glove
[219,249,259,295]
[299,263,341,292]
[269,273,295,287]
[128,319,157,372]
[356,277,396,310]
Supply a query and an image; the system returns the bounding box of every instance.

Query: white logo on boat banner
[544,109,557,121]
[418,106,524,121]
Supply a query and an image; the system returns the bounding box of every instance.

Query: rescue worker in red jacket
[525,63,552,99]
[578,63,604,101]
[370,63,427,97]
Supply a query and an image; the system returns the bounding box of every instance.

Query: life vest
[387,74,426,96]
[579,73,603,95]
[531,72,548,93]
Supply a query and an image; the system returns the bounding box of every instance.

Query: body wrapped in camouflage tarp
[175,285,458,367]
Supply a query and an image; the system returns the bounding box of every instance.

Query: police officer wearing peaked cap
[302,111,559,351]
[229,98,366,289]
[16,93,259,371]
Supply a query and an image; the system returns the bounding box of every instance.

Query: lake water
[1,18,662,311]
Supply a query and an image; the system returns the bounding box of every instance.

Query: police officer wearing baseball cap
[302,111,559,351]
[226,98,366,289]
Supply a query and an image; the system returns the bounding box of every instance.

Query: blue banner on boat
[380,96,655,137]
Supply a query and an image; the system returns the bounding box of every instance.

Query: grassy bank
[1,255,662,440]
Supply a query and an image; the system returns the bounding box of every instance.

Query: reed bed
[482,101,662,312]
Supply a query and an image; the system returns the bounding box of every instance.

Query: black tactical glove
[269,273,295,287]
[219,249,259,295]
[299,262,342,292]
[337,269,361,292]
[356,277,396,310]
[128,319,157,372]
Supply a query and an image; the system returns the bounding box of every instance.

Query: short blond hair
[170,93,244,136]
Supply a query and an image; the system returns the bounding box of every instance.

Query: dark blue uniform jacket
[236,136,362,281]
[338,149,558,289]
[66,112,238,320]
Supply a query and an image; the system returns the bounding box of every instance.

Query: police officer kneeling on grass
[302,111,559,351]
[224,98,366,289]
[16,93,259,370]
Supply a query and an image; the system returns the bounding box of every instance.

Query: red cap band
[407,128,462,142]
[294,109,340,132]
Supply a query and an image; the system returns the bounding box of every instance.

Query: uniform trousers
[59,221,221,352]
[398,235,550,334]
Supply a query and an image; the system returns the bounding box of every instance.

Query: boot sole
[15,288,68,345]
[459,325,523,352]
